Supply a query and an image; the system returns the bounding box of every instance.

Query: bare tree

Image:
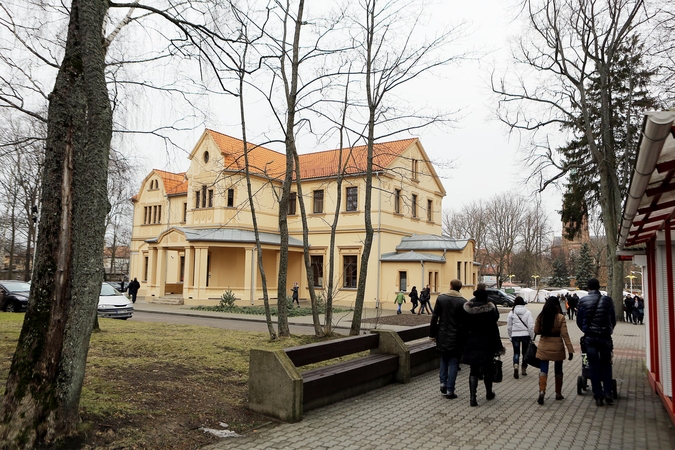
[492,0,663,312]
[349,0,463,335]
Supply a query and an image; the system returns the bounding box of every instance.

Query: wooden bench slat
[397,324,431,342]
[285,334,380,367]
[302,353,399,404]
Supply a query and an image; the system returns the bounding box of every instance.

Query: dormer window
[148,179,159,190]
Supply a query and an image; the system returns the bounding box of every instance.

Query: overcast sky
[130,0,564,233]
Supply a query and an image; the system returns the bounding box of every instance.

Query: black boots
[485,378,495,400]
[469,376,478,407]
[513,363,519,379]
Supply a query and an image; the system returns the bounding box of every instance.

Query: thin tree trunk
[0,0,112,446]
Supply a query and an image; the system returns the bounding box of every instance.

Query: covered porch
[142,227,306,305]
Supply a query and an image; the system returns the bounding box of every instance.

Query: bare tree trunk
[0,0,112,446]
[292,155,323,336]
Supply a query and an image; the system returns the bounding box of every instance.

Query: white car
[98,282,134,319]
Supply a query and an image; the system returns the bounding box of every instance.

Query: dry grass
[0,312,340,449]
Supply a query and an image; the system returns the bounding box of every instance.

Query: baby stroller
[577,337,618,398]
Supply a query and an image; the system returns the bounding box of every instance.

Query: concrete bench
[248,325,440,422]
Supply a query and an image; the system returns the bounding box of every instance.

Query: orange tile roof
[155,169,188,195]
[206,129,417,180]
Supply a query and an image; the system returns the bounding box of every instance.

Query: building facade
[618,110,675,426]
[129,129,478,307]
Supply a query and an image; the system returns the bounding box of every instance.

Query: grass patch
[0,312,349,449]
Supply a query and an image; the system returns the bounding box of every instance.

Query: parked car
[485,288,515,307]
[0,280,30,312]
[98,282,134,319]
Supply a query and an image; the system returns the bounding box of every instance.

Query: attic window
[203,151,210,163]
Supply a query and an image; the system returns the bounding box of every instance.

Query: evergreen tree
[575,243,595,290]
[550,257,570,287]
[560,35,660,240]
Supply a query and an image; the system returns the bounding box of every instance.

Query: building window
[195,190,201,209]
[457,261,462,281]
[183,203,187,223]
[343,255,357,288]
[201,185,207,208]
[412,194,417,218]
[311,255,324,287]
[399,271,407,292]
[203,151,210,163]
[346,186,358,211]
[227,188,234,207]
[313,190,324,214]
[288,192,297,215]
[207,189,214,208]
[427,199,433,222]
[157,205,161,223]
[153,205,157,223]
[144,256,149,281]
[394,189,401,214]
[412,159,419,180]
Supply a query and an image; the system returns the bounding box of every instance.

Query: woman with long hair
[534,297,574,404]
[507,296,534,379]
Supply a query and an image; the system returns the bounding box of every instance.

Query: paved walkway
[189,310,674,450]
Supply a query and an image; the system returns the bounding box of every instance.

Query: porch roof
[395,234,470,252]
[147,227,305,247]
[380,251,445,262]
[619,111,675,249]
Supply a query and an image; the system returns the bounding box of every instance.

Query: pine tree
[550,257,570,288]
[575,243,595,290]
[559,35,660,239]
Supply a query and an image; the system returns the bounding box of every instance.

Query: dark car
[0,280,31,312]
[486,288,515,307]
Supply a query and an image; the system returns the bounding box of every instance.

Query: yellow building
[129,129,478,307]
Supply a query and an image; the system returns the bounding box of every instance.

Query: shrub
[220,289,237,309]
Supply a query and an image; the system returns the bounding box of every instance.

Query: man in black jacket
[430,279,467,399]
[577,278,616,406]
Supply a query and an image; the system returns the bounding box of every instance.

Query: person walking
[624,294,634,323]
[558,294,567,317]
[568,293,578,320]
[577,278,616,406]
[127,277,141,304]
[462,283,505,407]
[418,285,432,315]
[430,279,467,399]
[635,297,645,324]
[409,286,420,314]
[291,282,300,307]
[394,291,406,314]
[534,296,574,405]
[507,296,534,379]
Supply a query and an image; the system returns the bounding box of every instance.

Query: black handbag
[493,357,503,383]
[524,340,541,368]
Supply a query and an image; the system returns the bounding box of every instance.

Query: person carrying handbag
[534,297,574,405]
[507,296,535,379]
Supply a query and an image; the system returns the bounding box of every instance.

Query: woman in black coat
[462,284,504,407]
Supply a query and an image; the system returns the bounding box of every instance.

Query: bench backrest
[284,333,380,367]
[396,324,431,342]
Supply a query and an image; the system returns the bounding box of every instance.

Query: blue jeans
[585,336,613,398]
[511,336,531,365]
[440,354,460,392]
[539,360,563,375]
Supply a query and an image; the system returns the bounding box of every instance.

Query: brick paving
[203,314,675,450]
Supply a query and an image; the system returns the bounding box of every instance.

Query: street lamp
[508,274,515,284]
[625,274,637,293]
[531,275,540,290]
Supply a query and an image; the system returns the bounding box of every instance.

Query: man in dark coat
[577,278,616,406]
[430,279,467,399]
[462,283,504,407]
[128,277,141,304]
